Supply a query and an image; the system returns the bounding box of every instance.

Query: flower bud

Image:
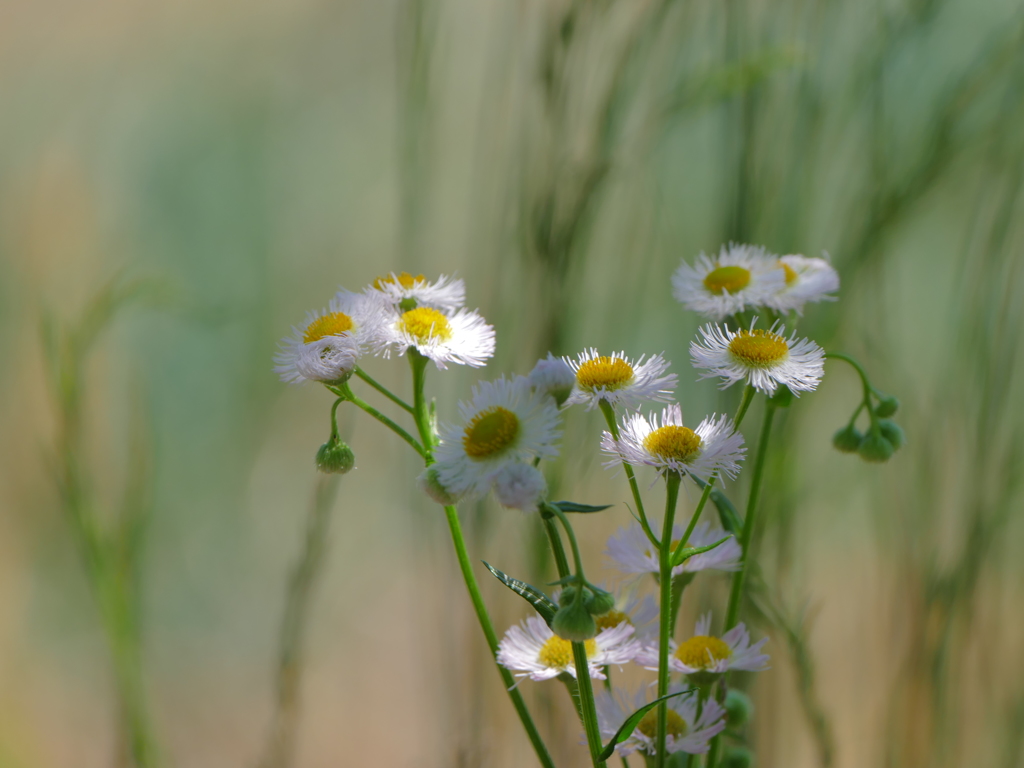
[585,587,616,617]
[721,746,754,768]
[832,424,863,454]
[491,462,547,513]
[416,467,463,506]
[551,600,598,641]
[875,395,900,418]
[878,419,905,451]
[557,585,593,608]
[725,689,754,727]
[315,438,355,475]
[858,429,895,463]
[528,353,576,407]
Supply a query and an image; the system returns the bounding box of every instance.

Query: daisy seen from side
[365,271,465,312]
[606,520,742,578]
[595,685,727,757]
[563,349,677,411]
[764,254,840,315]
[497,615,640,682]
[637,612,769,685]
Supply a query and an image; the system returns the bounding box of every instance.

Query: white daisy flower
[690,321,824,396]
[563,349,677,411]
[366,271,465,312]
[275,291,386,384]
[637,612,769,684]
[601,404,745,482]
[490,462,547,513]
[672,244,786,321]
[373,304,495,370]
[527,353,576,406]
[606,521,742,578]
[432,377,561,499]
[497,615,640,682]
[595,685,727,757]
[765,254,840,315]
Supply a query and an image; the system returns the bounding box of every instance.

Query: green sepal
[483,562,557,624]
[551,500,614,514]
[597,689,696,761]
[692,478,743,534]
[670,536,730,568]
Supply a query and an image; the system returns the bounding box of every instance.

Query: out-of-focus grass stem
[258,475,341,768]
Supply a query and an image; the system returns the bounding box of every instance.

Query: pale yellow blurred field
[1,1,1023,767]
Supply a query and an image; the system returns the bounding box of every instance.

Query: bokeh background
[2,0,1023,766]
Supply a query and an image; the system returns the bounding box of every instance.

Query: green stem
[599,400,658,546]
[655,472,682,768]
[543,510,605,768]
[407,351,556,768]
[824,352,877,428]
[354,366,415,413]
[552,507,588,581]
[329,398,343,440]
[723,402,777,632]
[330,383,426,459]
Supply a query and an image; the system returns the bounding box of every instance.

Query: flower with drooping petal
[672,244,786,321]
[497,615,640,682]
[432,377,561,499]
[690,321,824,396]
[595,684,727,757]
[601,404,745,482]
[373,304,495,370]
[637,612,769,684]
[366,271,465,312]
[606,521,742,578]
[563,349,677,411]
[275,290,387,383]
[764,254,839,315]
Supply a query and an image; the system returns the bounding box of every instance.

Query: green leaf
[552,500,613,514]
[483,562,557,624]
[598,689,696,761]
[670,536,730,568]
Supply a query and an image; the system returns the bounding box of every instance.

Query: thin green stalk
[542,508,605,768]
[655,472,683,768]
[354,366,415,414]
[599,400,658,545]
[406,351,557,768]
[825,352,877,429]
[724,402,777,632]
[330,382,426,458]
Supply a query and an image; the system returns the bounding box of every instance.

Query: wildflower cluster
[274,245,900,768]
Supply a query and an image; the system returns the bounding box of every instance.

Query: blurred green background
[2,0,1023,766]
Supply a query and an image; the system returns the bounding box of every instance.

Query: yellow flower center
[643,426,702,463]
[462,407,520,459]
[728,329,789,367]
[537,636,597,668]
[303,312,354,343]
[399,307,452,342]
[703,265,751,295]
[594,610,630,631]
[636,708,687,740]
[374,271,426,290]
[779,261,798,285]
[674,635,732,670]
[576,356,635,391]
